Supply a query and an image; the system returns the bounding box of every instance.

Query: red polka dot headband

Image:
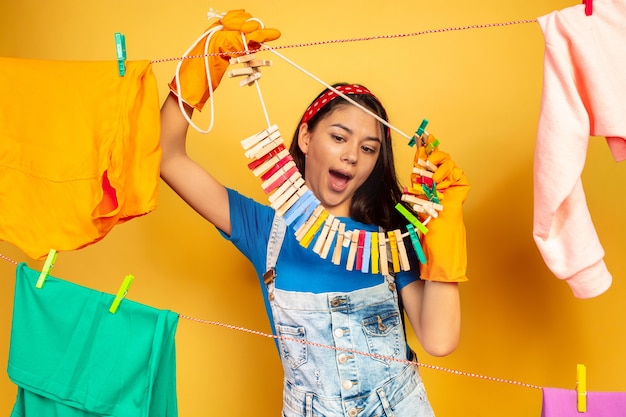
[301,84,375,124]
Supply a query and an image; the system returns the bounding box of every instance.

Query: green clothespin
[408,119,429,147]
[425,137,440,155]
[395,203,428,234]
[109,274,134,314]
[115,32,126,77]
[36,249,57,289]
[406,224,427,264]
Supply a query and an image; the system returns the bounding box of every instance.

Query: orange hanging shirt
[0,58,161,260]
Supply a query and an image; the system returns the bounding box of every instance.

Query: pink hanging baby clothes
[542,387,626,416]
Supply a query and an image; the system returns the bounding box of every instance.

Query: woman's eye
[332,134,345,142]
[362,146,376,154]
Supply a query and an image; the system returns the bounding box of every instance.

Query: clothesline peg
[36,249,57,289]
[583,0,593,16]
[387,231,400,273]
[408,119,429,147]
[407,224,427,264]
[577,363,587,412]
[109,274,135,314]
[395,203,429,234]
[114,32,126,77]
[229,53,258,65]
[239,72,262,87]
[240,124,279,151]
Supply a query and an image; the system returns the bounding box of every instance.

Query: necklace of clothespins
[227,49,444,275]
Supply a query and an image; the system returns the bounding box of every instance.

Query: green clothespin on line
[395,203,428,234]
[408,119,429,147]
[36,249,58,289]
[109,274,135,314]
[115,32,126,77]
[406,224,427,264]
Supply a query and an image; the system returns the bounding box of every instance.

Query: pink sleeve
[532,13,612,298]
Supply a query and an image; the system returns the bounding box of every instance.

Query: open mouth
[329,169,352,192]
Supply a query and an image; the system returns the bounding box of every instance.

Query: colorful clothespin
[406,224,427,264]
[408,119,429,147]
[395,203,428,234]
[387,231,400,273]
[577,364,587,412]
[114,32,126,77]
[109,274,135,314]
[36,249,57,289]
[583,0,593,16]
[370,232,379,274]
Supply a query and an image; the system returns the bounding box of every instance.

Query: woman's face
[298,104,382,217]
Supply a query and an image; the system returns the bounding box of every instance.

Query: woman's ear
[298,123,310,155]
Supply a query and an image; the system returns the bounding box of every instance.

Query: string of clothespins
[174,15,447,274]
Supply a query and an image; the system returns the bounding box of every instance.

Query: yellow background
[1,0,625,416]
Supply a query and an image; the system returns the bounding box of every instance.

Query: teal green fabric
[8,262,179,416]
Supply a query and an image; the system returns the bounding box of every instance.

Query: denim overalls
[265,216,435,417]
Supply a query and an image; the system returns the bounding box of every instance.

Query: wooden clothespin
[577,364,587,412]
[331,223,346,265]
[313,214,336,255]
[227,53,273,86]
[282,188,315,223]
[345,229,360,271]
[114,32,126,77]
[109,274,134,314]
[270,175,305,210]
[583,0,593,16]
[319,218,340,259]
[394,229,411,271]
[36,249,58,289]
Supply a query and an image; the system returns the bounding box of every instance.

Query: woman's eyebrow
[330,123,382,143]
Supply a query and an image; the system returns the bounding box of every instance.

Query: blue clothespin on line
[109,274,135,314]
[36,249,58,289]
[115,32,127,76]
[408,119,429,147]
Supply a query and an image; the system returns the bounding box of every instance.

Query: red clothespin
[583,0,593,16]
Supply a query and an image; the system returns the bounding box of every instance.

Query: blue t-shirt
[220,188,420,293]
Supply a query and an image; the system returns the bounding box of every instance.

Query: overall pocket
[277,323,308,369]
[361,310,402,364]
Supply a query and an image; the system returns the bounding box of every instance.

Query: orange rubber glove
[419,143,470,282]
[169,9,281,111]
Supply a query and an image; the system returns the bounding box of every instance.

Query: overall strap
[263,213,287,351]
[264,213,286,287]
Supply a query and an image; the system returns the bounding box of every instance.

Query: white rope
[259,43,413,141]
[173,24,222,134]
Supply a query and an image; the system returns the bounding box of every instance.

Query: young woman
[161,10,464,416]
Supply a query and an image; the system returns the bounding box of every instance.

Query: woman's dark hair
[289,83,409,230]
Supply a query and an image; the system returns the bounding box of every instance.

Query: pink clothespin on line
[583,0,593,16]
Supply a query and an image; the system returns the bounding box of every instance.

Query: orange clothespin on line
[577,363,587,413]
[36,249,58,289]
[583,0,593,16]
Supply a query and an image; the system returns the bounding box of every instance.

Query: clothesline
[0,250,542,391]
[149,18,538,65]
